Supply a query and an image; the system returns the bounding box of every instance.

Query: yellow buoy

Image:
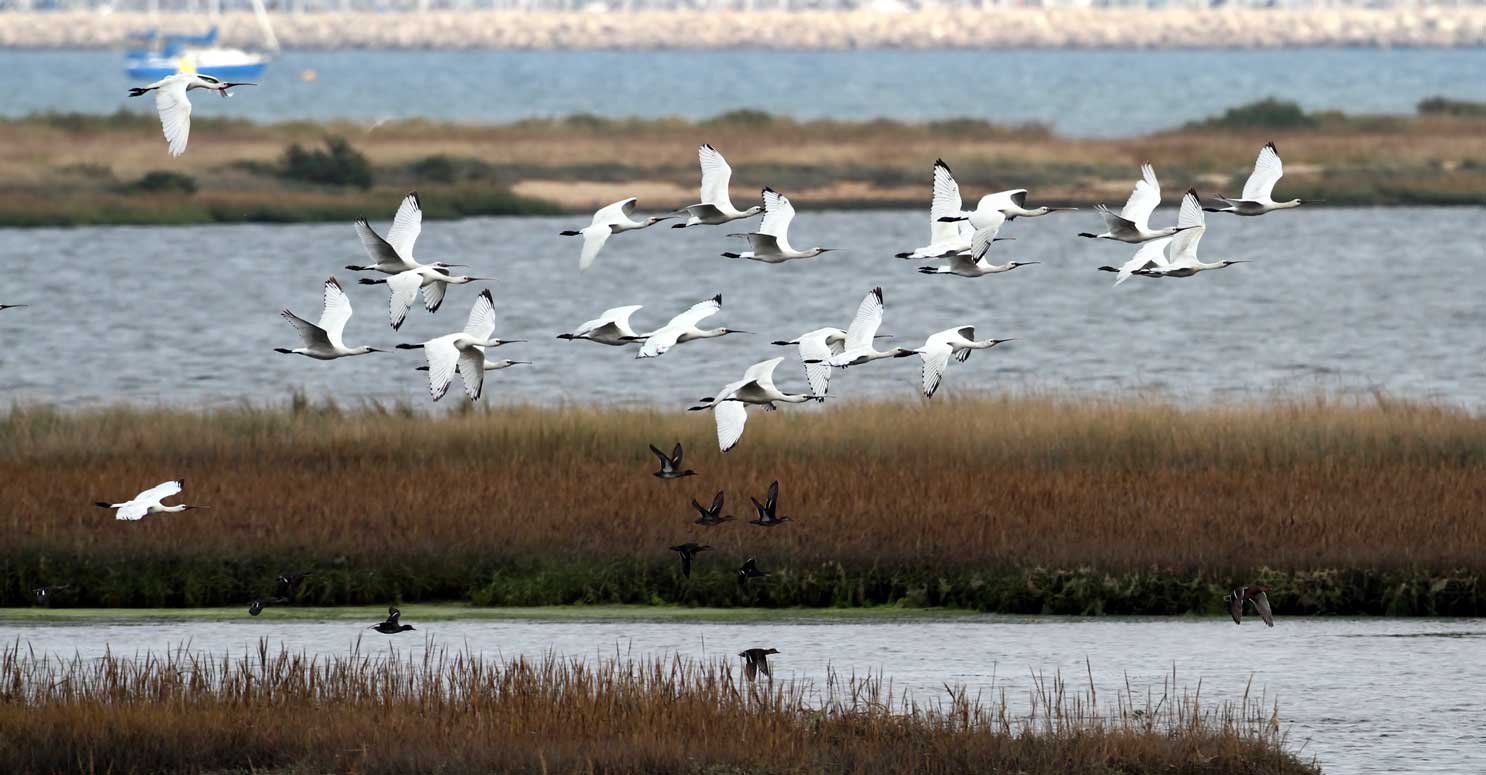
[300,69,317,82]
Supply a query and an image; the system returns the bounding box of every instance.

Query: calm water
[1,207,1484,408]
[2,613,1483,773]
[3,48,1486,134]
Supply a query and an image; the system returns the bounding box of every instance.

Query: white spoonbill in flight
[274,277,382,359]
[95,480,205,521]
[895,159,976,260]
[918,223,1039,277]
[127,73,254,158]
[982,188,1077,221]
[557,305,647,347]
[561,198,673,271]
[1205,142,1315,216]
[672,144,764,228]
[827,287,917,368]
[635,294,748,359]
[360,266,493,331]
[1147,189,1249,278]
[721,188,837,263]
[396,289,522,401]
[346,192,465,274]
[772,327,846,399]
[689,357,814,452]
[913,326,1014,398]
[1102,235,1172,287]
[1078,163,1194,243]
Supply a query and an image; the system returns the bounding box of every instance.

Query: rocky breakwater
[3,8,1485,49]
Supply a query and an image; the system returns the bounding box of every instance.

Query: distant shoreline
[2,8,1486,50]
[1,99,1484,227]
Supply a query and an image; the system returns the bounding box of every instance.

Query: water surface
[1,207,1483,408]
[3,48,1484,135]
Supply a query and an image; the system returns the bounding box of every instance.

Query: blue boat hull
[125,61,267,81]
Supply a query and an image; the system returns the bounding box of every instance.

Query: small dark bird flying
[737,558,769,582]
[748,481,792,527]
[739,647,780,681]
[1226,586,1275,627]
[650,443,697,479]
[669,543,712,578]
[692,491,735,526]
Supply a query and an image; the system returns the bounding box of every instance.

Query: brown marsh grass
[2,104,1485,225]
[0,642,1316,774]
[0,396,1480,611]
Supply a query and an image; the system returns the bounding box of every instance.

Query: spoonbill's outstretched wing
[797,329,842,397]
[420,272,447,313]
[153,77,193,157]
[1242,142,1285,202]
[1119,163,1162,231]
[1114,236,1172,286]
[578,225,612,271]
[317,277,353,349]
[593,198,638,225]
[844,287,886,353]
[136,480,183,505]
[699,144,735,210]
[1167,190,1207,264]
[386,270,422,330]
[463,289,496,341]
[354,218,415,271]
[929,159,966,243]
[757,188,795,238]
[458,347,486,401]
[714,400,748,452]
[422,337,461,401]
[969,223,1003,262]
[384,192,423,261]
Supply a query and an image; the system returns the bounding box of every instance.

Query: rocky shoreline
[3,8,1485,50]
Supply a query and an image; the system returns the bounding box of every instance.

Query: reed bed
[1,396,1481,613]
[0,641,1316,774]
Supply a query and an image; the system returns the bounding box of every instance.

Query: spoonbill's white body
[913,326,1013,398]
[689,357,813,452]
[275,277,381,360]
[127,72,254,157]
[360,266,493,331]
[1078,163,1192,244]
[827,288,916,368]
[346,192,464,274]
[1148,189,1250,278]
[673,144,764,228]
[772,327,847,398]
[984,188,1077,221]
[558,305,646,347]
[636,294,746,359]
[562,198,672,271]
[896,159,976,260]
[918,223,1039,277]
[95,480,204,521]
[397,290,521,401]
[1205,142,1311,216]
[721,188,836,263]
